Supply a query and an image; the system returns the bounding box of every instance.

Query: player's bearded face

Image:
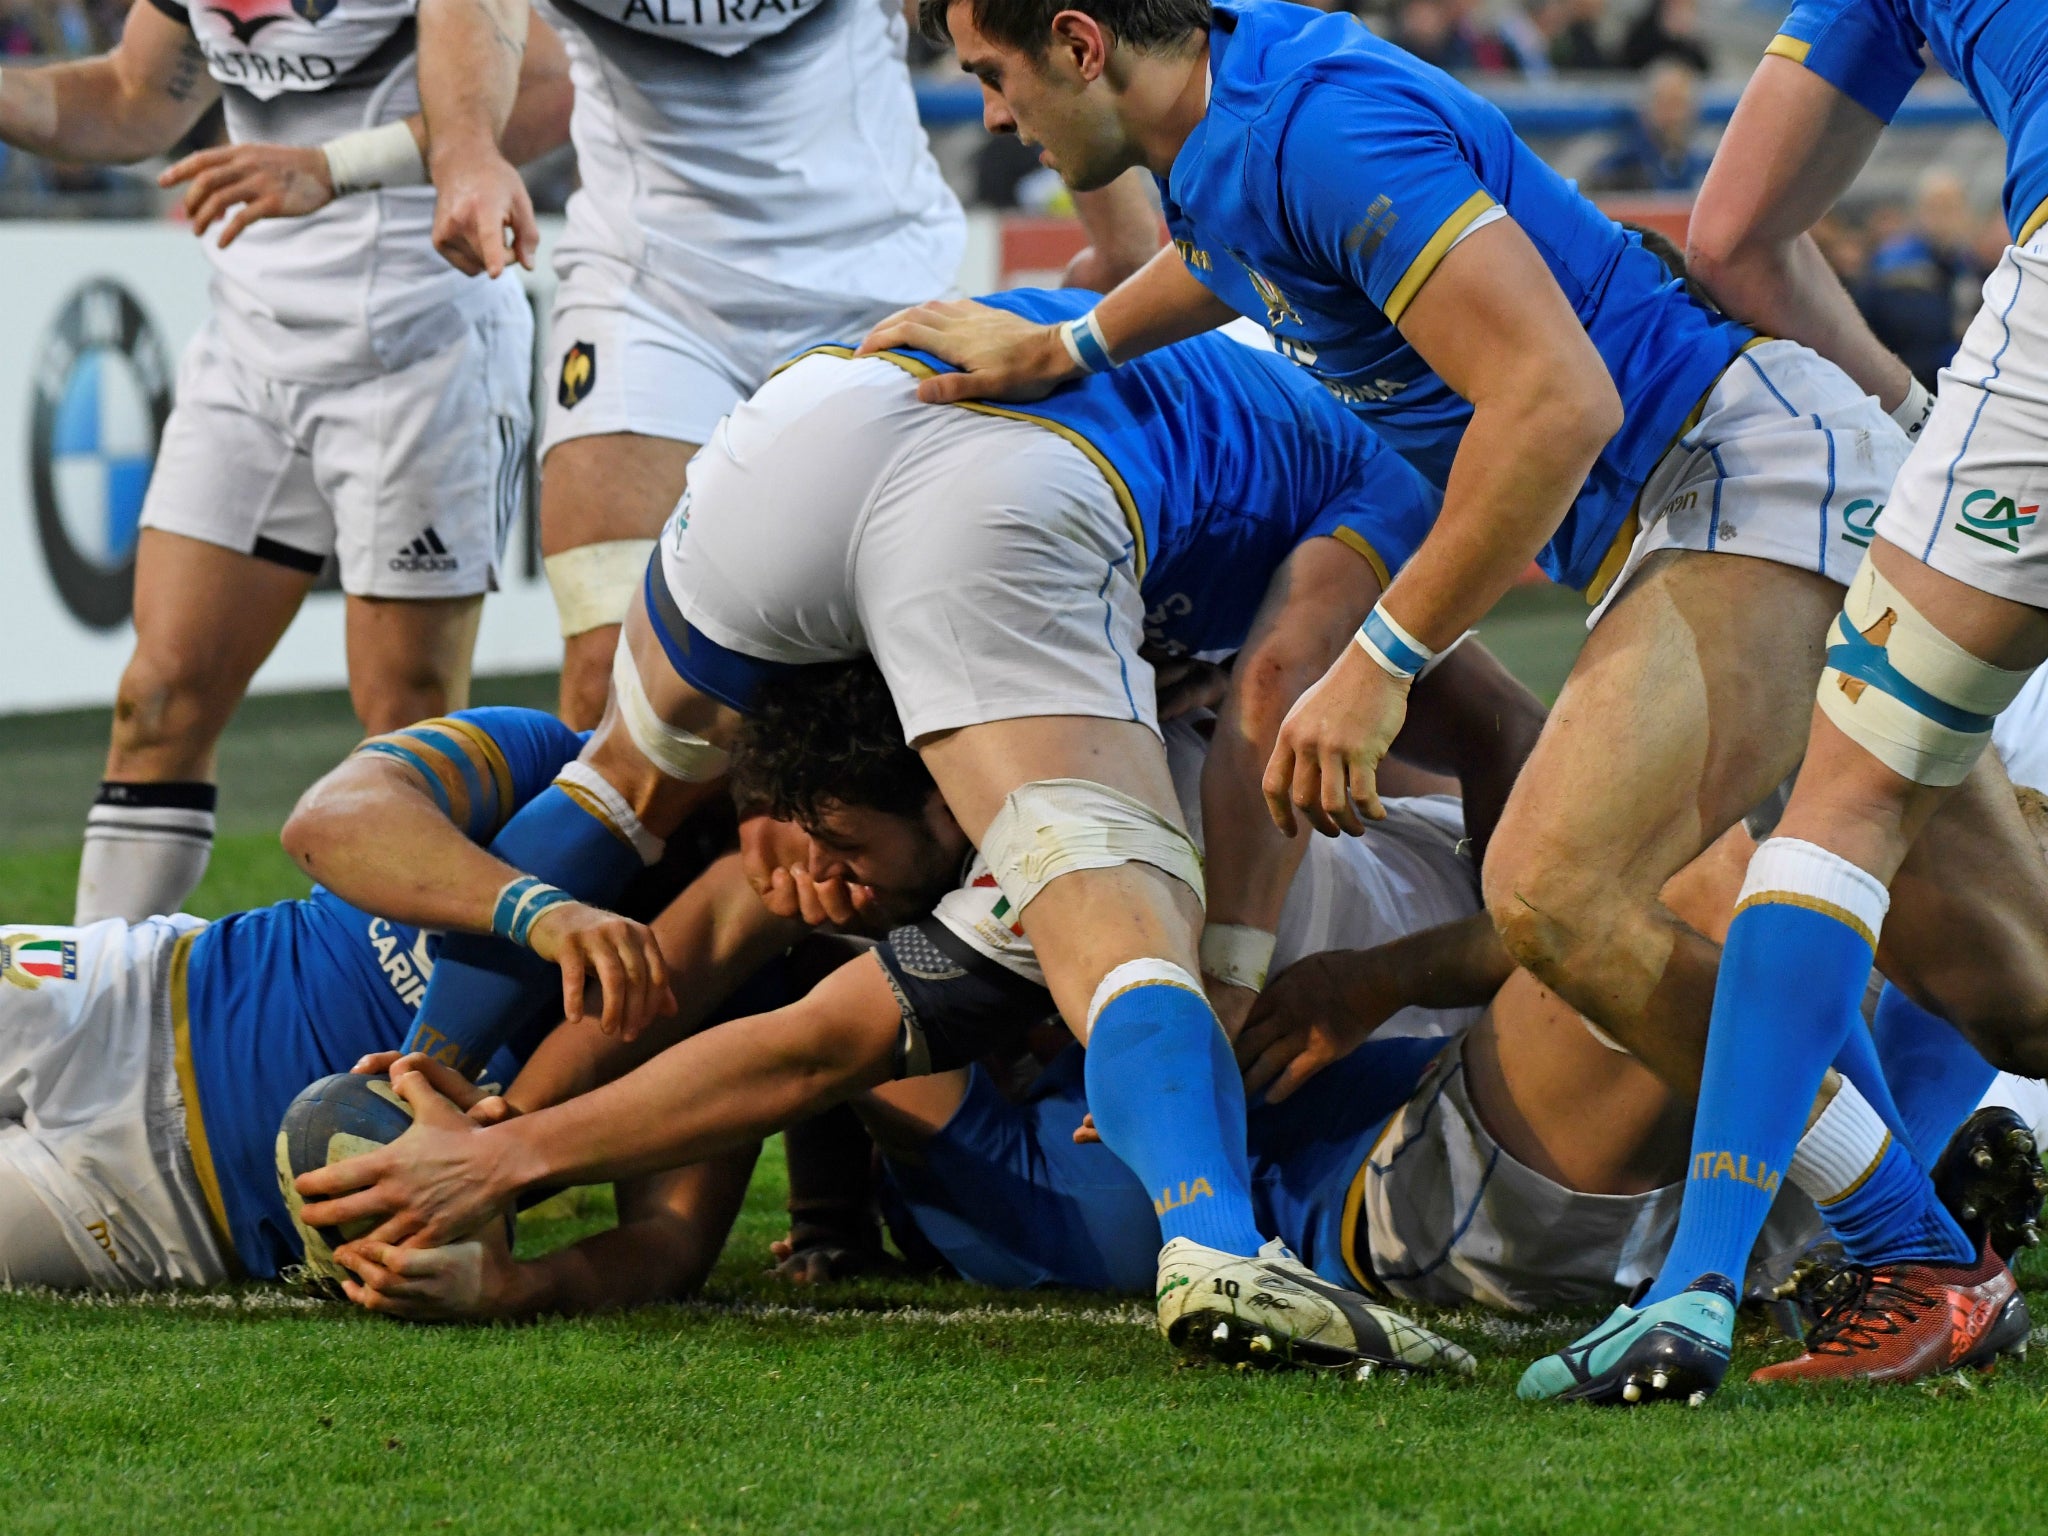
[805,797,970,923]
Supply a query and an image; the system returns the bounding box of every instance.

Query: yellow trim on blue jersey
[1764,33,1812,65]
[1583,336,1776,606]
[422,716,516,832]
[1329,525,1393,590]
[1383,191,1499,325]
[786,344,1150,580]
[2019,197,2048,247]
[1338,1112,1405,1296]
[168,931,237,1268]
[551,773,637,853]
[361,731,477,832]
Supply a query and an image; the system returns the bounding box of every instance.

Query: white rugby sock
[1787,1075,1893,1205]
[74,781,217,924]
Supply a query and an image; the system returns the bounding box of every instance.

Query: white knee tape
[979,778,1205,916]
[544,540,657,639]
[1816,557,2033,787]
[611,640,728,783]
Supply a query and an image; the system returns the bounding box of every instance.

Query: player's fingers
[467,1095,514,1126]
[557,943,587,1026]
[293,1146,388,1202]
[1323,749,1367,837]
[512,195,540,271]
[853,306,933,355]
[1071,1113,1101,1145]
[159,146,231,186]
[1261,742,1300,837]
[587,943,627,1036]
[1232,1012,1280,1069]
[389,1067,472,1130]
[216,200,272,250]
[292,1183,393,1231]
[353,1050,404,1075]
[1267,1047,1330,1106]
[916,370,990,405]
[1348,755,1386,824]
[1291,745,1338,838]
[1241,1034,1300,1101]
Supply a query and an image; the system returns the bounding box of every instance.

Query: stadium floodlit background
[1,2,2043,1532]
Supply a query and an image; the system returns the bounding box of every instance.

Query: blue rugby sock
[1083,962,1265,1256]
[1645,840,1890,1305]
[1870,983,1999,1165]
[406,774,655,1075]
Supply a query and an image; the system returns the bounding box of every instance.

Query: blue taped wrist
[1066,311,1116,373]
[493,875,575,948]
[1356,604,1432,678]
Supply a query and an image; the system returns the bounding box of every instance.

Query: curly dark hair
[918,0,1208,55]
[728,659,935,829]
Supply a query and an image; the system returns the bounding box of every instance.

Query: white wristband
[1200,924,1277,994]
[322,119,427,196]
[1890,375,1934,439]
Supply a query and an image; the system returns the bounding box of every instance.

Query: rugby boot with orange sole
[1931,1106,2045,1262]
[1750,1240,2030,1385]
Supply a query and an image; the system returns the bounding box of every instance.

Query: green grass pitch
[2,592,2043,1533]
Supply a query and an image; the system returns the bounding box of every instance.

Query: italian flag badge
[2,936,78,990]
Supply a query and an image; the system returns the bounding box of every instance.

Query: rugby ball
[275,1072,416,1293]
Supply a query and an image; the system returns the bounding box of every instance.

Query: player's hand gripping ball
[276,1072,416,1294]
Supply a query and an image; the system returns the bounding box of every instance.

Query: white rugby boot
[1155,1236,1476,1377]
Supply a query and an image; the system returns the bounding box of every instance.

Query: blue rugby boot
[1517,1275,1737,1406]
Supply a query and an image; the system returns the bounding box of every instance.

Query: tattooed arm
[0,0,217,164]
[416,0,537,277]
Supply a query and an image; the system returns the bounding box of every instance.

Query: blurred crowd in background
[0,0,2013,380]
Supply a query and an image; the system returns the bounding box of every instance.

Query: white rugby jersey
[148,0,521,381]
[538,0,964,306]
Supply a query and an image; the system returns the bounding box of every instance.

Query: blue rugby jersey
[1160,0,1754,594]
[1772,1,2048,248]
[838,286,1441,657]
[178,707,585,1278]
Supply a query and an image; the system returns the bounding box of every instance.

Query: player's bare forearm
[418,0,524,152]
[495,1155,757,1315]
[502,857,810,1114]
[1094,243,1237,358]
[0,3,214,163]
[283,758,525,934]
[1204,538,1386,933]
[491,954,904,1190]
[1390,221,1620,650]
[1686,56,1910,409]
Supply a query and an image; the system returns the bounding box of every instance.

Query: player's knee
[351,666,459,737]
[1927,976,2048,1079]
[981,778,1205,920]
[1482,839,1606,988]
[109,650,229,760]
[557,630,619,733]
[1817,556,2033,789]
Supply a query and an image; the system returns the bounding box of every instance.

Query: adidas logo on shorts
[389,527,458,574]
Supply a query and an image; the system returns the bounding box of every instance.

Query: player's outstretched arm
[1686,56,1913,415]
[1200,536,1385,1030]
[1236,910,1514,1103]
[341,1151,760,1320]
[160,14,571,250]
[284,744,673,1039]
[0,0,216,165]
[1264,218,1620,840]
[300,952,908,1249]
[417,0,536,277]
[856,244,1234,405]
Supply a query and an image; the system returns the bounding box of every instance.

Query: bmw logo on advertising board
[30,279,172,630]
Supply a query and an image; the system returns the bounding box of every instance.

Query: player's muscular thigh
[1483,553,1840,1053]
[541,433,700,728]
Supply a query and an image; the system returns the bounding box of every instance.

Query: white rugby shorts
[658,351,1153,745]
[1593,339,1914,624]
[140,289,532,599]
[538,246,931,458]
[1879,234,2048,609]
[1362,1037,1824,1314]
[0,918,228,1290]
[1996,666,2048,794]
